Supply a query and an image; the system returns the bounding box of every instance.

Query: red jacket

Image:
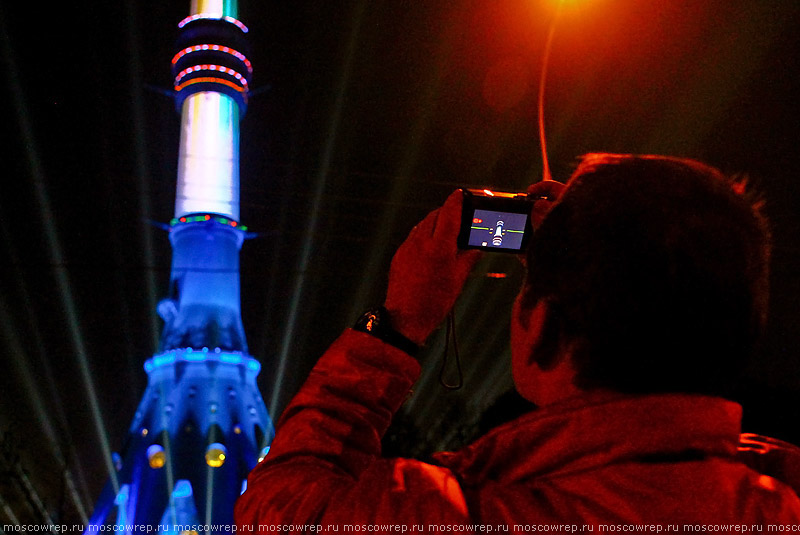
[235,329,800,531]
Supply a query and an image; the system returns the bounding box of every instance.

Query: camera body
[457,189,541,253]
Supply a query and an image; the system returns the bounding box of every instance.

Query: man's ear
[517,297,562,370]
[514,292,585,406]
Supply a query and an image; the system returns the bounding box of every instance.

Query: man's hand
[384,190,482,346]
[528,179,567,230]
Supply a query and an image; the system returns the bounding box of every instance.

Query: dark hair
[524,153,771,398]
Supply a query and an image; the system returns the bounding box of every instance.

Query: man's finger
[528,180,566,229]
[431,189,465,243]
[407,205,441,240]
[527,179,566,198]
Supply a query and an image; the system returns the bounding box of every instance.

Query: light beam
[0,10,119,495]
[269,1,368,415]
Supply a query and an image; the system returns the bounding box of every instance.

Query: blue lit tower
[87,0,272,531]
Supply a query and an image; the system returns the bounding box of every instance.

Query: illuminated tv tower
[87,0,272,530]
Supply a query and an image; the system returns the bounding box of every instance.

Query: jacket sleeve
[234,329,471,530]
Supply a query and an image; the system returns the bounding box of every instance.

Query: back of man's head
[524,153,771,398]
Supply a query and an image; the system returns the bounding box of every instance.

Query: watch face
[353,306,418,356]
[364,311,379,332]
[356,308,384,333]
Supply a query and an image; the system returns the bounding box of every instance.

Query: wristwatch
[353,306,420,356]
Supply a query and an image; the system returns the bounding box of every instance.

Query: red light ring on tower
[174,65,249,90]
[172,44,253,74]
[172,16,251,112]
[178,14,249,33]
[174,76,248,95]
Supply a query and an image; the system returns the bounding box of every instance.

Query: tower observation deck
[87,1,273,531]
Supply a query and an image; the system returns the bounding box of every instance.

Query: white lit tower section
[87,1,273,531]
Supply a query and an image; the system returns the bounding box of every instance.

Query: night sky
[1,0,800,527]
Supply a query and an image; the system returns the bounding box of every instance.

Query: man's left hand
[384,190,482,346]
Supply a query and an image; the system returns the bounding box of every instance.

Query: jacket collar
[432,393,742,486]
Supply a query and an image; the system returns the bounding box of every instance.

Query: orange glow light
[174,77,247,94]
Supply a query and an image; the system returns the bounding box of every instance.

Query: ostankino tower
[87,0,273,531]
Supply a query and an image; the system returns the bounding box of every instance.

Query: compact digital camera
[457,188,547,253]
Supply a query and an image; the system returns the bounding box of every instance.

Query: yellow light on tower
[147,445,166,469]
[205,443,227,467]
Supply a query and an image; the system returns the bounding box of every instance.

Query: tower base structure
[87,349,272,531]
[87,4,270,531]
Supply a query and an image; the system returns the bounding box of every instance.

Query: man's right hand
[528,179,567,230]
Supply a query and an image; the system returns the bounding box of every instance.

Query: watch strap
[353,306,420,356]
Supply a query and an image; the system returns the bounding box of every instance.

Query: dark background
[1,0,799,527]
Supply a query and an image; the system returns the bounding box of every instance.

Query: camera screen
[467,209,529,251]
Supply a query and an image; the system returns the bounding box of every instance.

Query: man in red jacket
[236,154,800,530]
